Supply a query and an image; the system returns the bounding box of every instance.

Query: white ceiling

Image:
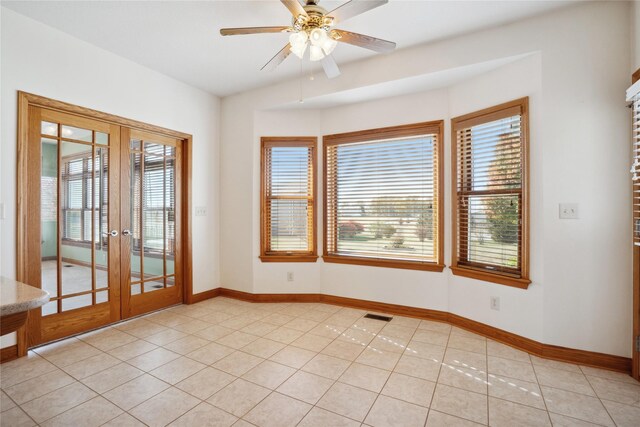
[2,0,575,97]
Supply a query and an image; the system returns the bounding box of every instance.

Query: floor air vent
[364,313,393,322]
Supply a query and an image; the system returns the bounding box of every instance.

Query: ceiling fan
[220,0,396,79]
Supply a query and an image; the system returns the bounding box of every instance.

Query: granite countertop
[0,277,49,316]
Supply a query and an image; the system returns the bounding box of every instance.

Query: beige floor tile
[389,316,420,328]
[186,342,235,365]
[405,340,446,361]
[297,407,360,427]
[419,320,452,334]
[200,312,235,324]
[365,395,429,427]
[0,352,57,388]
[39,396,122,427]
[488,356,537,383]
[547,412,603,426]
[194,324,235,341]
[450,327,485,340]
[290,333,332,352]
[412,329,450,347]
[144,328,188,346]
[302,354,351,380]
[370,333,410,354]
[62,352,121,379]
[430,384,488,425]
[443,348,487,370]
[276,371,334,404]
[107,339,158,361]
[298,309,332,323]
[207,379,270,417]
[163,335,211,355]
[176,367,235,400]
[447,335,486,355]
[487,376,545,409]
[169,402,238,427]
[77,328,137,351]
[0,406,36,427]
[123,321,168,339]
[217,331,260,349]
[146,312,193,328]
[241,360,296,389]
[317,382,377,422]
[338,362,391,393]
[3,369,75,405]
[381,372,435,407]
[394,354,442,381]
[530,355,581,373]
[34,339,102,368]
[241,322,279,337]
[213,351,264,376]
[0,390,16,411]
[425,410,484,426]
[308,323,346,339]
[321,340,366,361]
[600,399,640,427]
[540,386,614,426]
[356,346,401,370]
[580,366,639,384]
[262,313,296,326]
[353,317,387,334]
[244,392,311,427]
[220,316,258,330]
[337,327,376,346]
[81,363,143,394]
[488,397,551,427]
[172,318,211,334]
[102,373,169,410]
[284,317,319,333]
[242,338,286,359]
[487,341,531,363]
[380,324,418,341]
[534,365,595,396]
[102,412,147,426]
[438,364,488,394]
[20,381,97,423]
[587,375,640,405]
[269,346,315,369]
[149,356,206,385]
[264,326,305,344]
[129,387,200,427]
[128,347,181,371]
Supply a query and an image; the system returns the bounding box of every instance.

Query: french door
[25,106,184,347]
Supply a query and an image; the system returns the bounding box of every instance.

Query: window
[260,137,317,261]
[323,121,444,271]
[451,98,530,288]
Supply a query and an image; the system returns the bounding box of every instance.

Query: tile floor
[1,297,639,426]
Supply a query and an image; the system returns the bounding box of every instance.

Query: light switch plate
[559,203,579,219]
[195,206,206,216]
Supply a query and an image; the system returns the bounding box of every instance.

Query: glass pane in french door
[129,136,178,295]
[39,115,114,315]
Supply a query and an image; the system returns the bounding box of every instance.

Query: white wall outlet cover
[195,206,207,216]
[490,296,500,311]
[559,203,579,219]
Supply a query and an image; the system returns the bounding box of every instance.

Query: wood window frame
[322,121,445,272]
[260,136,318,262]
[450,97,531,289]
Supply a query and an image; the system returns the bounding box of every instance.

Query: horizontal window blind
[261,138,316,258]
[452,99,528,280]
[324,123,443,267]
[629,83,640,246]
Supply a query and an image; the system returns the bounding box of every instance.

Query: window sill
[450,265,531,289]
[322,254,444,272]
[259,255,319,263]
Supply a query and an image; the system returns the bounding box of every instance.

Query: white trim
[626,79,640,101]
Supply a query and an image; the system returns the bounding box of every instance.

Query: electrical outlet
[195,206,206,216]
[490,296,500,311]
[559,203,579,219]
[287,272,294,282]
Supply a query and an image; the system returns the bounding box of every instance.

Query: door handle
[107,230,118,237]
[122,229,132,236]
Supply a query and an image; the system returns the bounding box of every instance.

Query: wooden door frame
[633,69,640,381]
[16,91,194,356]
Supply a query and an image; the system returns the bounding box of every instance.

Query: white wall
[0,9,221,346]
[633,0,639,71]
[220,1,633,357]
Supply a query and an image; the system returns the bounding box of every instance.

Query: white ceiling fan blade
[321,55,341,79]
[281,0,308,18]
[220,26,291,36]
[334,29,396,53]
[261,44,292,71]
[327,0,387,25]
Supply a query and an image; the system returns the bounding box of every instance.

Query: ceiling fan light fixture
[309,44,324,61]
[309,28,327,46]
[291,42,307,59]
[322,37,337,55]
